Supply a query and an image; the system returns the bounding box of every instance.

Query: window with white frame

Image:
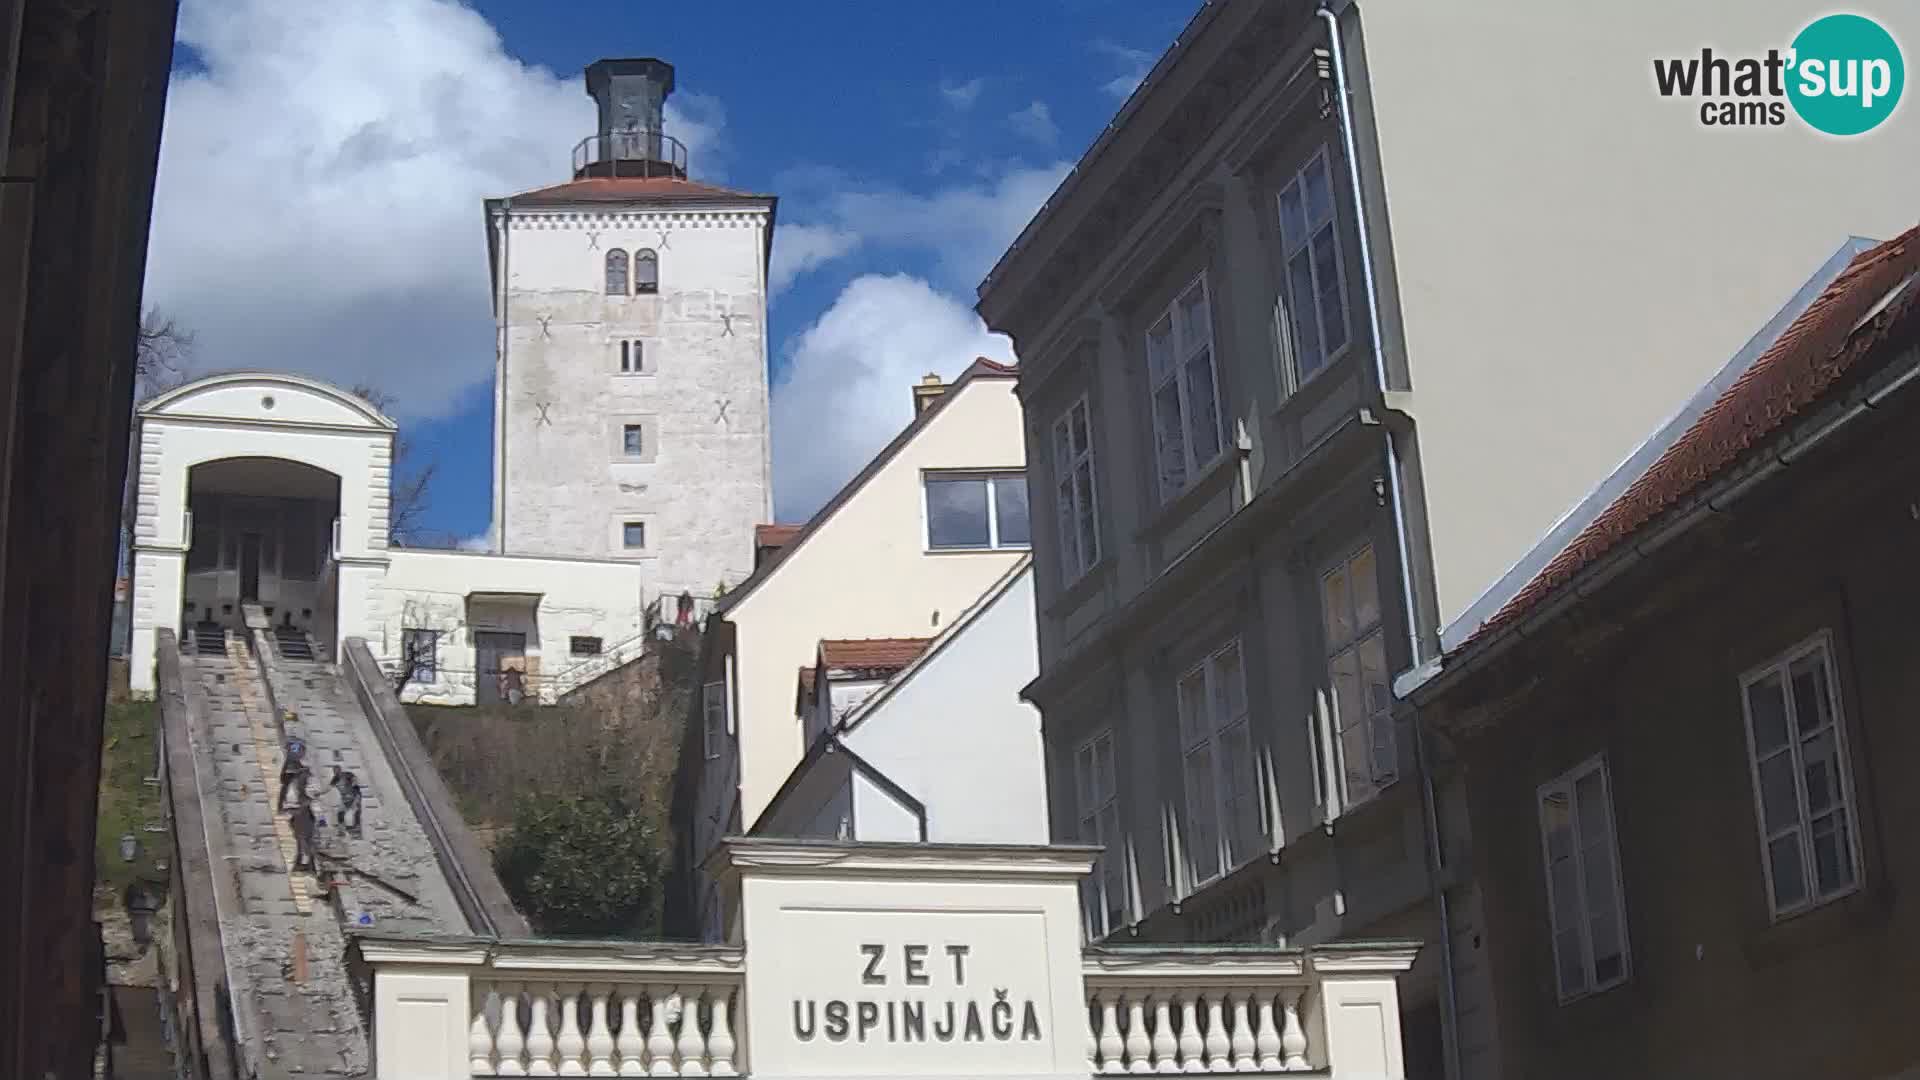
[1740,633,1861,919]
[702,680,728,761]
[1074,729,1126,939]
[1275,149,1350,388]
[1537,755,1630,1002]
[924,470,1030,550]
[1177,640,1259,888]
[1050,397,1100,583]
[1146,275,1224,500]
[1321,545,1395,808]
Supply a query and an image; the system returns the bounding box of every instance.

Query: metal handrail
[571,129,688,179]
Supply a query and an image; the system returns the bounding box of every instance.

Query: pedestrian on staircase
[331,767,363,833]
[289,794,317,873]
[277,740,309,811]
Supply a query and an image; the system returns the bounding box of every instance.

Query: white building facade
[127,56,771,704]
[757,559,1048,848]
[681,361,1032,937]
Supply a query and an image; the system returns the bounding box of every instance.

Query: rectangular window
[622,424,644,458]
[401,628,438,681]
[569,636,603,657]
[1177,641,1259,888]
[1276,149,1350,388]
[924,470,1030,551]
[1074,730,1127,939]
[617,338,649,374]
[1322,545,1395,808]
[1537,756,1630,1002]
[622,521,646,550]
[1050,397,1100,584]
[1740,633,1861,920]
[1146,275,1224,501]
[702,680,728,761]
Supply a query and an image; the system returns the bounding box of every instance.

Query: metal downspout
[1318,7,1462,1080]
[495,199,511,553]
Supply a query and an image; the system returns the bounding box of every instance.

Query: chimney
[577,58,684,179]
[912,373,946,415]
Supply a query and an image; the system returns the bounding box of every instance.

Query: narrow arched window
[605,249,629,295]
[634,248,659,294]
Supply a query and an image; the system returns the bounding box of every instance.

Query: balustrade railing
[1082,946,1390,1075]
[469,981,737,1077]
[358,935,1418,1080]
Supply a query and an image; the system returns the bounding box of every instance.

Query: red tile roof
[1463,225,1920,649]
[755,523,804,549]
[972,356,1018,375]
[502,175,771,206]
[817,638,934,673]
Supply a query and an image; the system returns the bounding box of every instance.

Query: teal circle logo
[1787,14,1904,135]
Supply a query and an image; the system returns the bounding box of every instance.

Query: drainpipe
[495,199,512,554]
[1318,7,1462,1080]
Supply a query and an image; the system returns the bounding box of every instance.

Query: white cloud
[1008,101,1059,146]
[1094,40,1155,101]
[769,223,863,294]
[940,77,986,110]
[771,275,1014,520]
[144,0,722,420]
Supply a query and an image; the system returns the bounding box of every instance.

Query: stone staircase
[173,629,468,1075]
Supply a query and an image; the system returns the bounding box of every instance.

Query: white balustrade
[471,982,740,1078]
[362,927,1415,1080]
[1085,987,1316,1075]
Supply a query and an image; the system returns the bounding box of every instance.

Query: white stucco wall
[840,565,1047,845]
[374,548,647,705]
[699,374,1029,841]
[850,773,923,843]
[128,373,394,694]
[1348,0,1920,632]
[493,202,772,602]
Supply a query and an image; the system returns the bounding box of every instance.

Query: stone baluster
[1229,993,1255,1071]
[496,985,528,1077]
[557,987,586,1075]
[646,988,676,1077]
[1253,992,1282,1072]
[471,992,497,1076]
[526,987,557,1076]
[1097,991,1124,1074]
[707,989,737,1076]
[1203,992,1230,1072]
[1177,994,1203,1074]
[1086,1003,1099,1074]
[676,988,709,1077]
[616,992,646,1078]
[1279,988,1309,1071]
[1124,994,1151,1074]
[586,986,616,1076]
[1150,996,1177,1073]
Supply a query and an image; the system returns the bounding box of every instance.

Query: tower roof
[499,175,773,207]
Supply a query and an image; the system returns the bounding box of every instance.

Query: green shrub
[494,788,663,938]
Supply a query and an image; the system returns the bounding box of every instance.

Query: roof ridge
[1459,223,1920,650]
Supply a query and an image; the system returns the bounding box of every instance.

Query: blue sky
[146,0,1188,543]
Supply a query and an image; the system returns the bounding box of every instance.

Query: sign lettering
[791,942,1043,1046]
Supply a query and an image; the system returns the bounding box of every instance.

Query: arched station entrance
[180,456,342,653]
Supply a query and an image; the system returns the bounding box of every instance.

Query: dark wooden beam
[0,0,178,1075]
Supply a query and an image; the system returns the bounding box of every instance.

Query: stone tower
[485,57,774,603]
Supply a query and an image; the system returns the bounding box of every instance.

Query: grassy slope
[95,699,172,898]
